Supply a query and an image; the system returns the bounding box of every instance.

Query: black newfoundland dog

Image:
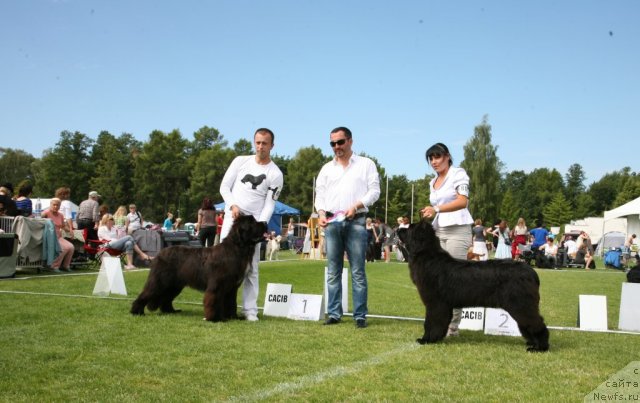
[131,215,267,322]
[398,219,549,352]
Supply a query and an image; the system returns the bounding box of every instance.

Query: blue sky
[2,1,638,185]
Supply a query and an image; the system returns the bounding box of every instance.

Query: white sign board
[619,283,640,332]
[93,256,127,296]
[484,308,521,337]
[578,295,608,331]
[287,293,324,321]
[459,307,485,331]
[263,283,292,318]
[324,267,349,314]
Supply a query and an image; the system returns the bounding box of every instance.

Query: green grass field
[1,252,639,402]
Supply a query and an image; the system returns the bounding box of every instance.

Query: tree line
[1,117,639,228]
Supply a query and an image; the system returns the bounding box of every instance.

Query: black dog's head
[228,215,268,245]
[397,219,443,259]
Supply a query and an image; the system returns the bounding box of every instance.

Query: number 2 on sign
[499,313,509,328]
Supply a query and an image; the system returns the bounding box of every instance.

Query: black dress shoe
[355,319,367,328]
[324,317,341,325]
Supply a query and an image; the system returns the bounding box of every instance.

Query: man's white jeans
[220,211,261,317]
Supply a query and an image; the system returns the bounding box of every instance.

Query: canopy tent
[215,201,300,235]
[604,196,640,239]
[594,231,627,256]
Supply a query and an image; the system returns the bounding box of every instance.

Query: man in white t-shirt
[219,128,284,322]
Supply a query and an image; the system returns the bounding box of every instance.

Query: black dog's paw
[416,337,428,345]
[526,346,549,353]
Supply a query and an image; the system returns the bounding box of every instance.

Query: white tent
[604,197,640,239]
[565,216,626,245]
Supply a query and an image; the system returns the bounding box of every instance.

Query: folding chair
[82,228,126,269]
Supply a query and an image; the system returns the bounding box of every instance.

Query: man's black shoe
[355,319,367,328]
[324,317,341,325]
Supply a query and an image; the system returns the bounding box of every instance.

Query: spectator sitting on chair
[41,198,75,272]
[98,214,151,270]
[538,236,558,269]
[14,183,33,217]
[529,220,549,265]
[564,235,578,260]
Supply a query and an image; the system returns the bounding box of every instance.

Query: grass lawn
[1,251,639,402]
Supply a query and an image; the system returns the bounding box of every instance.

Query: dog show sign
[324,267,349,314]
[619,283,640,332]
[92,256,127,296]
[578,295,608,331]
[484,308,522,337]
[263,283,293,318]
[459,307,485,331]
[287,293,324,321]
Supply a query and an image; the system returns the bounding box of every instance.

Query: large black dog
[130,215,267,322]
[398,220,549,352]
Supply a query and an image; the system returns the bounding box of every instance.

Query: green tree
[89,131,141,210]
[520,168,564,224]
[384,175,413,225]
[542,192,573,227]
[460,116,503,222]
[412,174,433,223]
[233,139,253,155]
[564,163,586,211]
[133,129,189,222]
[587,168,631,214]
[0,148,36,193]
[286,146,328,216]
[188,145,235,221]
[574,192,595,219]
[33,131,94,201]
[499,189,520,227]
[613,173,640,207]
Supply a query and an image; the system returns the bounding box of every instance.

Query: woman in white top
[98,214,150,270]
[420,142,474,337]
[511,217,528,259]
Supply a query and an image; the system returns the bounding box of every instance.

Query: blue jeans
[324,215,368,321]
[107,235,135,254]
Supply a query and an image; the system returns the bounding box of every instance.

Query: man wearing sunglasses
[315,127,380,329]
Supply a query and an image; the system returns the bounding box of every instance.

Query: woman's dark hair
[18,183,33,197]
[425,142,453,166]
[201,197,215,210]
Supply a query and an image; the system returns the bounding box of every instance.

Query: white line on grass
[1,292,637,335]
[226,342,421,402]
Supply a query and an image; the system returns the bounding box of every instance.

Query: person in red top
[214,211,224,246]
[41,198,75,272]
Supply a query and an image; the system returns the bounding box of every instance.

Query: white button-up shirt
[315,154,380,214]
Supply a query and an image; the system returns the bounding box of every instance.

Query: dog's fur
[398,220,549,352]
[267,234,282,261]
[130,215,267,322]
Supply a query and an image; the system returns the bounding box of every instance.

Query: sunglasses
[329,138,347,147]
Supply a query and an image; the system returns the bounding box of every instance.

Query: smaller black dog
[131,215,267,322]
[398,220,549,352]
[240,173,267,189]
